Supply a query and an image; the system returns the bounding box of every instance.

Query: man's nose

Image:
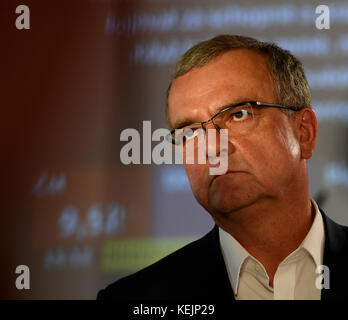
[204,123,231,160]
[206,123,237,160]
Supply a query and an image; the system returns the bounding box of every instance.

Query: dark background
[1,0,347,299]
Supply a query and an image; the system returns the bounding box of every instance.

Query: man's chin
[207,184,257,214]
[208,196,250,214]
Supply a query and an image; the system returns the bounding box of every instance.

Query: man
[98,35,348,300]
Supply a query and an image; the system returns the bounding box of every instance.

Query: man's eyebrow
[172,97,256,130]
[211,98,253,114]
[172,118,200,131]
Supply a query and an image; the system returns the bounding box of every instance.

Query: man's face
[168,49,306,217]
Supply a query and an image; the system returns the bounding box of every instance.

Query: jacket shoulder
[97,226,220,300]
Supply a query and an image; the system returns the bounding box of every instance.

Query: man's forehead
[168,50,274,129]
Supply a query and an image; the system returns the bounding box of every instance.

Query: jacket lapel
[320,209,348,300]
[202,224,236,301]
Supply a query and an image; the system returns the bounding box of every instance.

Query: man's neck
[216,195,315,287]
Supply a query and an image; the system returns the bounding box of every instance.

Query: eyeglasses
[167,101,299,145]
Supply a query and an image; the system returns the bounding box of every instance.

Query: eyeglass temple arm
[254,101,298,112]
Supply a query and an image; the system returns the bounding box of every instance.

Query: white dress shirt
[219,199,325,300]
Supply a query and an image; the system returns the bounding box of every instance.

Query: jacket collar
[209,208,348,300]
[320,209,348,300]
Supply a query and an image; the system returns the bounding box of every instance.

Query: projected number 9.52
[57,202,126,240]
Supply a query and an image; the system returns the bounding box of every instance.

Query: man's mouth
[210,170,246,186]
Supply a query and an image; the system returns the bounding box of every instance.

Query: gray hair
[166,34,311,128]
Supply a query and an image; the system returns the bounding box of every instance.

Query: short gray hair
[166,34,311,128]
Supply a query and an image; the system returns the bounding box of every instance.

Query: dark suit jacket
[97,210,348,301]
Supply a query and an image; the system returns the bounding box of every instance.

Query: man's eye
[232,109,250,121]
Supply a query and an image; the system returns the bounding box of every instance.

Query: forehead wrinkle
[208,95,262,115]
[172,107,202,129]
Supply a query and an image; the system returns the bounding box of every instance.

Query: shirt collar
[219,199,325,296]
[300,199,325,268]
[219,224,249,296]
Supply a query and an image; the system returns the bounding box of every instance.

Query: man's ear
[297,108,318,159]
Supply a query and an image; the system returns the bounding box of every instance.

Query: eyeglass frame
[168,100,300,144]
